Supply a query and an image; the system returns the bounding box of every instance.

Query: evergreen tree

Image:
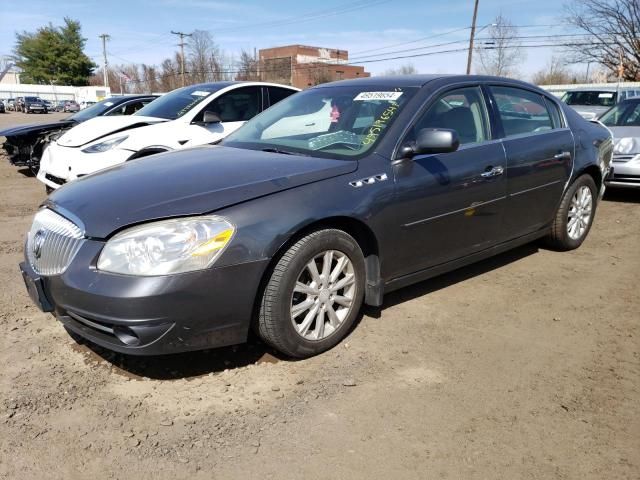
[13,18,96,86]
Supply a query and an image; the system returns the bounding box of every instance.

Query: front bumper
[605,155,640,189]
[37,142,133,190]
[20,239,269,355]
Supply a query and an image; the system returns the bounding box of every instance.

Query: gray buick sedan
[20,75,613,358]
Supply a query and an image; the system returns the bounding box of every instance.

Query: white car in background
[38,81,299,191]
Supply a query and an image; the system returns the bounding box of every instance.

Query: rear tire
[257,229,365,358]
[545,174,597,250]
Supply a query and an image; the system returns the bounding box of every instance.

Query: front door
[187,86,262,147]
[389,86,507,279]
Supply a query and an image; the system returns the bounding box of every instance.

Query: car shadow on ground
[17,168,35,178]
[603,189,640,204]
[67,330,284,381]
[365,243,539,315]
[68,243,540,381]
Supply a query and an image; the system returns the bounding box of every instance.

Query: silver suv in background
[562,87,640,120]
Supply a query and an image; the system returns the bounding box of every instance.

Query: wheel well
[252,217,383,329]
[578,165,602,190]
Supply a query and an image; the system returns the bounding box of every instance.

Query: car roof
[565,87,637,93]
[313,74,553,92]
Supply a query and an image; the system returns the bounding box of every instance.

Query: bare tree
[532,56,577,85]
[159,57,180,92]
[565,0,640,81]
[475,14,524,77]
[187,30,227,83]
[141,64,159,93]
[382,63,418,76]
[236,50,259,81]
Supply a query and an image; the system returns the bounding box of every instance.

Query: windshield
[562,91,617,107]
[223,86,417,159]
[600,101,640,127]
[135,85,223,120]
[69,97,123,122]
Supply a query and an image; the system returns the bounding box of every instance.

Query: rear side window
[544,98,564,128]
[268,87,296,107]
[491,86,553,137]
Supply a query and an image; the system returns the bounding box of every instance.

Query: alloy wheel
[567,185,593,240]
[290,250,357,341]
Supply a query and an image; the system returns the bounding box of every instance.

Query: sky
[0,0,590,81]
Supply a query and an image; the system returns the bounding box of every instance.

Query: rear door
[488,85,574,239]
[389,86,507,278]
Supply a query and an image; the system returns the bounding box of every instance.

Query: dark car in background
[20,75,612,359]
[1,95,158,174]
[0,101,5,114]
[22,96,48,114]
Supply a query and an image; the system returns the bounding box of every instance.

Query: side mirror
[400,128,460,158]
[203,111,221,124]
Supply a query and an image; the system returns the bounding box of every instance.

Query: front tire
[257,229,366,358]
[545,174,597,250]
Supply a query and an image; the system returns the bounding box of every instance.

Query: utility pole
[466,0,480,75]
[99,34,110,88]
[171,30,192,87]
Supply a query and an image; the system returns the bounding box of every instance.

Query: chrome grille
[613,154,635,163]
[26,209,84,276]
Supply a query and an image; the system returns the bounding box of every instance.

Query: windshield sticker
[354,91,403,101]
[362,102,400,145]
[104,102,114,107]
[191,90,211,97]
[598,93,614,98]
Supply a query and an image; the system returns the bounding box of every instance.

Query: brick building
[259,45,369,89]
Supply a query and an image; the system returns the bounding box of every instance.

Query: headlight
[613,137,637,155]
[97,216,235,276]
[82,135,128,153]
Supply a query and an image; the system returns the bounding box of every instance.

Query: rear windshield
[562,91,617,107]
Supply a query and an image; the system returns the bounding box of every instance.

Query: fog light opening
[113,326,141,346]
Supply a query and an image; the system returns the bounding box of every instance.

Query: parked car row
[15,75,614,360]
[0,98,86,113]
[0,95,158,175]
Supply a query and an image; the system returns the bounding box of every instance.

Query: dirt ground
[0,111,638,479]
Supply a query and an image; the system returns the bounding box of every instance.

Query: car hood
[46,146,358,238]
[0,120,76,138]
[609,126,640,154]
[56,115,167,148]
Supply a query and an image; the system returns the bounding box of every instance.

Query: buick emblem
[32,230,46,259]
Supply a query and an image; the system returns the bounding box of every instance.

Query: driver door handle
[554,151,571,160]
[481,166,504,178]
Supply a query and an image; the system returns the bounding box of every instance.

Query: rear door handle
[481,166,504,178]
[554,151,571,160]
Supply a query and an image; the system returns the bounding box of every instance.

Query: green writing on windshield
[362,102,399,145]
